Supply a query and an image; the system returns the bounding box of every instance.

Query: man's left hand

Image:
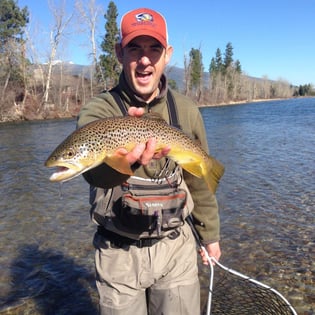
[199,241,221,265]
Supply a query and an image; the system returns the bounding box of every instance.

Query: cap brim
[121,30,167,48]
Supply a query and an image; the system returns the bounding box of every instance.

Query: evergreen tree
[209,57,216,75]
[0,0,29,48]
[214,48,223,72]
[98,1,120,89]
[168,79,178,90]
[209,48,224,85]
[209,48,223,96]
[0,0,29,100]
[208,42,243,103]
[189,47,203,100]
[234,59,242,73]
[223,42,238,98]
[223,42,233,70]
[297,83,313,96]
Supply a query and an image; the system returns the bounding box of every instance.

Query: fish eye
[63,148,76,159]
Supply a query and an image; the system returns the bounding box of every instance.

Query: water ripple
[1,99,314,314]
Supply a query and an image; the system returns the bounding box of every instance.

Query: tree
[295,83,313,96]
[223,42,235,98]
[98,1,120,89]
[223,42,233,70]
[234,59,242,73]
[75,0,104,96]
[209,48,224,103]
[183,52,191,96]
[168,79,178,91]
[0,0,29,48]
[189,47,203,101]
[208,43,244,103]
[214,48,223,73]
[42,0,73,106]
[0,0,29,102]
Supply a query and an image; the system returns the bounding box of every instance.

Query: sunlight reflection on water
[0,99,314,314]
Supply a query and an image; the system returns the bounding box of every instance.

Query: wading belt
[97,226,181,248]
[109,88,181,129]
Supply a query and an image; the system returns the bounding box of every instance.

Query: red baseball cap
[120,8,168,48]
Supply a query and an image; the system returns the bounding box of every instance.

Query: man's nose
[138,54,151,65]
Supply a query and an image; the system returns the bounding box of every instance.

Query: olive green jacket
[77,72,221,243]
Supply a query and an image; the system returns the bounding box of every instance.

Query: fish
[44,115,224,193]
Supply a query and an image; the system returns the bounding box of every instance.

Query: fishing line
[58,182,64,199]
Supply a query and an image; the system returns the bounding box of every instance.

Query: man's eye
[152,48,162,53]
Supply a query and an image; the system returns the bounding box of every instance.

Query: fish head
[44,131,104,182]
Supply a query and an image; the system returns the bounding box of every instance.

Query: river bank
[2,96,314,124]
[200,97,293,108]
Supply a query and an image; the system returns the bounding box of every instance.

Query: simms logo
[144,202,163,208]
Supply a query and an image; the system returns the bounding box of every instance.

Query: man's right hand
[115,107,170,166]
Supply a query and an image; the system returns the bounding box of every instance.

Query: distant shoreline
[199,97,291,108]
[1,96,314,124]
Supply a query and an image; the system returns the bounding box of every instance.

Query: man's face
[116,36,173,102]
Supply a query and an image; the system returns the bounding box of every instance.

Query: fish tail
[204,157,225,193]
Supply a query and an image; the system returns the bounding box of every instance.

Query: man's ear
[165,45,173,65]
[115,43,123,63]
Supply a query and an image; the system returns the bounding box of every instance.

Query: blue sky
[19,0,315,86]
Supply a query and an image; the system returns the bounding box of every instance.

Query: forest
[1,0,314,122]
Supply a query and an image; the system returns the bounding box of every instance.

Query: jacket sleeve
[183,109,221,244]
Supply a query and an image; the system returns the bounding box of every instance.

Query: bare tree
[25,24,45,95]
[75,0,104,96]
[183,52,191,97]
[42,0,73,108]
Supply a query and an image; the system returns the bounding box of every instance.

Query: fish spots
[45,115,224,192]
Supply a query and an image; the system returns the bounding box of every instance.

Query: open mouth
[136,71,152,83]
[49,166,77,182]
[56,166,69,173]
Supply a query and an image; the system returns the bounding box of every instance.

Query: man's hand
[116,107,171,166]
[128,106,145,117]
[199,241,221,265]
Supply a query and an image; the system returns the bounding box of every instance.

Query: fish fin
[203,157,225,193]
[180,157,225,194]
[179,161,204,178]
[104,152,134,176]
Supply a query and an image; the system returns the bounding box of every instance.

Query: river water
[0,98,314,314]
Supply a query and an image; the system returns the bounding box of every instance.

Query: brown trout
[45,115,224,193]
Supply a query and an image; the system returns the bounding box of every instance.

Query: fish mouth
[48,166,81,182]
[45,159,103,182]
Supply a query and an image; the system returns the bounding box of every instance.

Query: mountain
[42,62,267,92]
[44,62,197,92]
[166,65,210,91]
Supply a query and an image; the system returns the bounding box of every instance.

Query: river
[0,98,314,314]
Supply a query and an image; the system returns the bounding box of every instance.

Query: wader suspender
[96,89,194,240]
[109,88,181,129]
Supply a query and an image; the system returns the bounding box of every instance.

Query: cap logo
[135,13,154,22]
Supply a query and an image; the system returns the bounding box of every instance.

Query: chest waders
[91,89,194,244]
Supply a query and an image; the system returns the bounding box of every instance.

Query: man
[77,7,222,315]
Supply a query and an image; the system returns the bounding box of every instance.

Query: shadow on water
[0,244,98,315]
[0,100,314,314]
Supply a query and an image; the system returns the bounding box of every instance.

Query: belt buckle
[168,229,180,240]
